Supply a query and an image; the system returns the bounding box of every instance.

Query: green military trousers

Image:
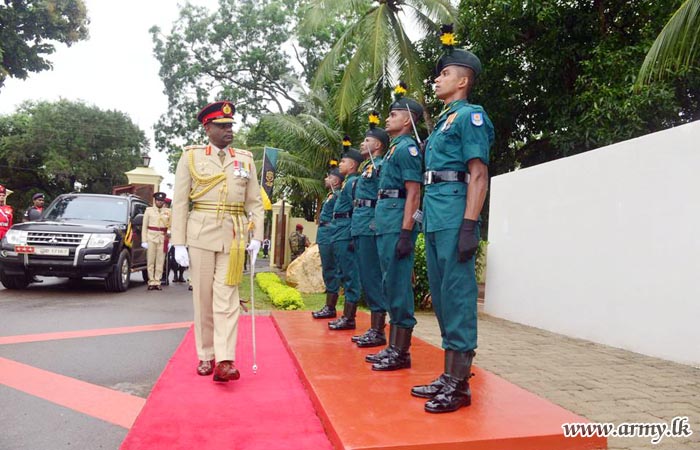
[424,228,478,352]
[333,239,361,304]
[355,235,386,313]
[318,242,339,294]
[376,231,417,329]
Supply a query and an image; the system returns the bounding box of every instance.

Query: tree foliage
[150,0,305,169]
[0,0,90,90]
[0,100,147,209]
[459,0,699,179]
[636,0,700,87]
[303,0,455,127]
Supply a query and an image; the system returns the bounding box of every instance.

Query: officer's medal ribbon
[441,112,458,132]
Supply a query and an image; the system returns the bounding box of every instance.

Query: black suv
[0,193,150,291]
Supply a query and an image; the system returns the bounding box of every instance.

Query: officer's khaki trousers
[188,246,241,362]
[146,241,165,286]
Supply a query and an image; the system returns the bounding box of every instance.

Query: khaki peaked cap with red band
[197,101,236,125]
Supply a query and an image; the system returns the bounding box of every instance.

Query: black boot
[351,311,386,343]
[411,350,474,398]
[328,301,357,330]
[312,293,338,319]
[365,325,396,363]
[356,312,387,348]
[424,350,474,413]
[371,327,412,371]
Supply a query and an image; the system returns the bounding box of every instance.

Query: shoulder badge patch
[471,112,484,127]
[408,145,419,157]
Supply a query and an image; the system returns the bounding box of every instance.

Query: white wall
[485,121,700,367]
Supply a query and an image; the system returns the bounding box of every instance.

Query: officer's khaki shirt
[171,143,264,252]
[142,206,171,245]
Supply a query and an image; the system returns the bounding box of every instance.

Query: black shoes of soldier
[312,305,336,319]
[312,293,339,319]
[424,374,471,413]
[411,374,448,398]
[352,311,386,347]
[328,315,355,330]
[416,349,475,413]
[328,301,357,330]
[355,329,386,347]
[371,346,411,371]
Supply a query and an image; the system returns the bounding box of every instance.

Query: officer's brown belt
[147,226,168,232]
[353,199,376,208]
[423,170,469,185]
[332,211,352,219]
[377,189,406,199]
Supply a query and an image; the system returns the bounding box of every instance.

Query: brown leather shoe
[196,359,215,376]
[213,360,240,382]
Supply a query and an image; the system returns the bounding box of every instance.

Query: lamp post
[142,153,152,167]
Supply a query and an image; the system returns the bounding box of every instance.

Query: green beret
[366,127,390,149]
[329,167,344,181]
[437,48,482,77]
[390,98,423,119]
[341,148,363,164]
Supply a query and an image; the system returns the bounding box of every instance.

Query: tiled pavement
[413,311,700,450]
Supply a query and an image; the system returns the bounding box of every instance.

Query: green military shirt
[317,189,338,245]
[375,134,423,235]
[332,173,358,241]
[423,100,494,232]
[351,157,384,237]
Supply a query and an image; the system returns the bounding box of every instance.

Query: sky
[0,0,219,196]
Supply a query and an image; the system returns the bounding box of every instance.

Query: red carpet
[120,316,332,450]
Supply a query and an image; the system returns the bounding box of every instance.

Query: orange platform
[272,311,607,450]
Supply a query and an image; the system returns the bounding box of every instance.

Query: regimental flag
[260,147,279,210]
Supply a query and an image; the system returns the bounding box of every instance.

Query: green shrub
[413,233,430,310]
[255,272,305,310]
[413,234,488,310]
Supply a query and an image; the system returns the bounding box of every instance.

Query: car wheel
[105,250,131,292]
[0,271,30,290]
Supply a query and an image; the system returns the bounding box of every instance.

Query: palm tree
[259,88,366,219]
[300,0,455,126]
[635,0,700,89]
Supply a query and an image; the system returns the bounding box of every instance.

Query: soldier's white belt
[423,170,469,185]
[353,199,376,208]
[377,188,406,199]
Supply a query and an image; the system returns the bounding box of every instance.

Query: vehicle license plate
[34,247,70,256]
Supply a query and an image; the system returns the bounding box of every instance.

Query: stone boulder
[285,244,325,294]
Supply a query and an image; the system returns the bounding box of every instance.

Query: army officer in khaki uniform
[142,191,171,290]
[171,101,264,382]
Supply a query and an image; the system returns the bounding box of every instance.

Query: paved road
[0,273,193,450]
[0,256,273,450]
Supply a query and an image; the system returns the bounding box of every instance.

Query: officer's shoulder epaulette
[184,144,207,152]
[233,148,254,158]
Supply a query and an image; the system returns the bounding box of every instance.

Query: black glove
[347,241,355,252]
[458,219,479,262]
[395,229,413,259]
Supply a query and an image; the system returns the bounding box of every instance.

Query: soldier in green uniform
[410,25,494,413]
[365,83,423,371]
[327,139,364,330]
[350,111,391,347]
[312,165,344,319]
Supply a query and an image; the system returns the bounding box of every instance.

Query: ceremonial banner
[260,147,279,210]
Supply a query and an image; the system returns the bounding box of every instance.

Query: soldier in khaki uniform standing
[142,192,171,291]
[171,101,264,383]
